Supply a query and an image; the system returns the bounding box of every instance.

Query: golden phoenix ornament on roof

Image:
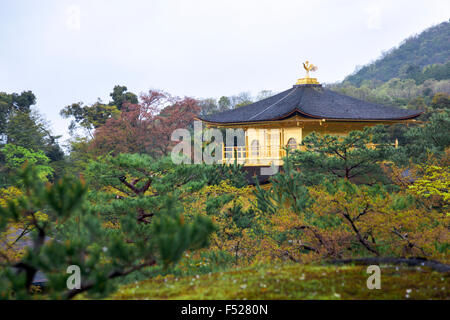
[303,61,318,78]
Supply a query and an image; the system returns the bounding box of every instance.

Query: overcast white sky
[0,0,449,141]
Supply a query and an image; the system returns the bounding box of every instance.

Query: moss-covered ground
[111,263,449,300]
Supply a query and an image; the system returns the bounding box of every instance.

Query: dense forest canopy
[322,21,450,119]
[344,20,450,86]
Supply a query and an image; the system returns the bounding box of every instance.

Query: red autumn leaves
[92,90,200,157]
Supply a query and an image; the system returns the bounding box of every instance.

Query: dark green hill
[345,20,450,86]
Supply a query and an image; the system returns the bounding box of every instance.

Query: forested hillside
[344,20,450,86]
[327,20,450,113]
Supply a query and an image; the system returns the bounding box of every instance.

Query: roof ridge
[248,87,297,120]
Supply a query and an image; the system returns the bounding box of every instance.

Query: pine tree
[290,127,394,185]
[0,163,214,299]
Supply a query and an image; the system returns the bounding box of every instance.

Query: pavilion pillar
[245,128,249,162]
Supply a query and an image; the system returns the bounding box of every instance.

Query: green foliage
[60,101,120,135]
[218,96,231,111]
[60,85,138,136]
[225,202,257,232]
[2,109,62,164]
[62,137,95,177]
[420,62,450,83]
[345,20,450,86]
[255,155,312,215]
[0,165,87,299]
[331,77,449,108]
[431,92,450,110]
[290,128,393,184]
[86,154,175,223]
[408,96,427,109]
[397,62,450,85]
[5,111,46,150]
[198,98,220,116]
[200,91,275,115]
[200,162,248,188]
[408,164,449,210]
[0,164,214,299]
[401,109,450,162]
[205,194,234,216]
[0,91,36,135]
[0,91,64,184]
[86,154,247,224]
[0,144,53,183]
[9,91,36,112]
[109,85,138,110]
[152,198,215,267]
[330,21,449,117]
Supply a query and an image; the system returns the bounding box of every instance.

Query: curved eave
[196,110,423,127]
[273,108,424,121]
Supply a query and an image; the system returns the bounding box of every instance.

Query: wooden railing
[366,139,399,150]
[222,145,305,165]
[221,139,399,166]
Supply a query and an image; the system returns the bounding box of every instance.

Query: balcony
[221,139,399,166]
[222,145,305,166]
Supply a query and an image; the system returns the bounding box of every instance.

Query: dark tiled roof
[199,84,422,123]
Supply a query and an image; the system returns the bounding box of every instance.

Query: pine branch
[64,259,157,299]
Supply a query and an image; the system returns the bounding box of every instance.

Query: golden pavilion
[197,62,422,169]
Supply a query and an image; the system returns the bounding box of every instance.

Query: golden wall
[215,116,399,166]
